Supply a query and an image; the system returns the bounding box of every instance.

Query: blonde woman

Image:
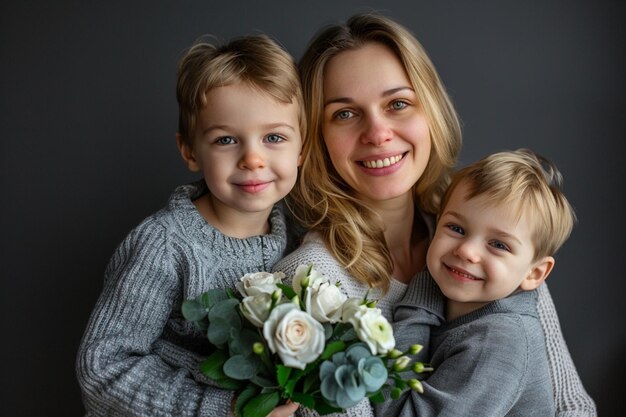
[273,13,596,417]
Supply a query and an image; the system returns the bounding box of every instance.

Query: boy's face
[427,181,551,312]
[184,82,302,216]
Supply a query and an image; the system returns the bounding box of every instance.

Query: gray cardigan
[76,180,290,416]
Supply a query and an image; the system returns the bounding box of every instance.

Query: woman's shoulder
[273,232,339,276]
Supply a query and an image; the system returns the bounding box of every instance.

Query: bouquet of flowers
[182,264,432,417]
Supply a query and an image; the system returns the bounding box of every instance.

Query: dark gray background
[1,1,624,415]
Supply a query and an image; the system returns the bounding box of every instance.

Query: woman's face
[321,42,431,204]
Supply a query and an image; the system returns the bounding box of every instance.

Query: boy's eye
[390,100,408,110]
[489,240,511,252]
[335,110,354,120]
[216,136,236,145]
[445,223,464,235]
[265,134,284,143]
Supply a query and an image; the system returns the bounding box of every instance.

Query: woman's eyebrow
[324,86,414,107]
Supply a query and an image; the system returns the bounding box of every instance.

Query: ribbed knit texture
[76,180,290,416]
[537,284,597,416]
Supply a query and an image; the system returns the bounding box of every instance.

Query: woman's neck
[370,193,429,283]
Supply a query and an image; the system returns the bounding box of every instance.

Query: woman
[273,13,596,417]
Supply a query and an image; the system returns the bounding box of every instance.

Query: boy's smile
[427,181,552,319]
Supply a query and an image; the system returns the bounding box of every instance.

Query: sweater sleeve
[377,315,549,417]
[536,284,597,416]
[392,272,444,357]
[76,222,234,417]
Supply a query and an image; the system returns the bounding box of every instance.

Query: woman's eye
[390,100,408,111]
[216,136,236,145]
[335,110,354,120]
[446,223,464,235]
[265,134,284,144]
[490,240,511,252]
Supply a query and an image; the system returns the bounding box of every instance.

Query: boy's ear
[519,256,555,291]
[176,133,201,172]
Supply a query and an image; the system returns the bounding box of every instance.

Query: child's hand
[266,400,299,417]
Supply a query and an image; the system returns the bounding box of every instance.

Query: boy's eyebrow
[443,210,523,245]
[324,86,414,107]
[202,122,296,135]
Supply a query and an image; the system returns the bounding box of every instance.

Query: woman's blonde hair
[441,149,576,260]
[291,13,462,291]
[176,34,306,146]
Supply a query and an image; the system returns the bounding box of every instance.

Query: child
[387,149,575,416]
[76,34,304,416]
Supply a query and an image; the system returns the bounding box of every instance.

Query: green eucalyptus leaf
[250,375,277,388]
[223,354,261,380]
[216,377,245,390]
[229,328,263,356]
[243,391,280,417]
[339,327,357,342]
[207,321,232,347]
[321,340,346,360]
[199,350,228,380]
[235,385,258,417]
[198,289,229,308]
[181,299,207,322]
[323,322,333,340]
[210,298,241,320]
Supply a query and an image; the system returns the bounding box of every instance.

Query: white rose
[341,298,395,355]
[262,303,325,370]
[307,282,347,323]
[240,293,272,327]
[340,298,366,326]
[292,264,327,295]
[236,271,285,297]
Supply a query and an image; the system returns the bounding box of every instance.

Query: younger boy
[389,149,575,416]
[76,35,304,416]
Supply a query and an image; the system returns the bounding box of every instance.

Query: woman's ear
[176,133,201,172]
[520,256,555,291]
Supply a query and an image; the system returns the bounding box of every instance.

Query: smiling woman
[321,42,431,205]
[272,12,596,417]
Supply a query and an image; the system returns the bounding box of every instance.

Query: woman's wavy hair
[291,13,462,291]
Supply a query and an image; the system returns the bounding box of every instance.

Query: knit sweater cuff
[393,270,444,319]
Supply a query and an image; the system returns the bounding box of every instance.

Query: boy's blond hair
[441,149,576,259]
[176,34,306,146]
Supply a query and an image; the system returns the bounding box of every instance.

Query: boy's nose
[238,147,266,170]
[360,113,392,146]
[454,241,481,263]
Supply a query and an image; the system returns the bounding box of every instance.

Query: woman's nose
[361,113,392,146]
[454,240,481,263]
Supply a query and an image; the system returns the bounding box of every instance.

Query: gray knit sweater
[273,232,597,417]
[76,180,291,416]
[380,287,555,416]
